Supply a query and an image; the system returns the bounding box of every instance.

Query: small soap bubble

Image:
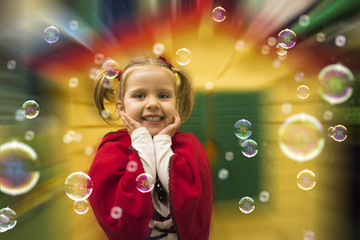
[297,85,310,99]
[273,59,281,67]
[297,169,316,190]
[44,26,60,44]
[316,32,326,42]
[235,40,245,51]
[69,77,79,88]
[327,126,334,137]
[241,139,258,158]
[261,45,270,55]
[126,161,138,172]
[276,43,287,56]
[212,6,226,22]
[298,15,310,27]
[0,207,17,232]
[331,124,347,142]
[322,110,333,121]
[7,60,16,70]
[101,109,110,119]
[152,43,165,56]
[69,20,79,30]
[176,48,191,65]
[24,130,35,141]
[278,29,296,49]
[335,35,346,47]
[102,60,120,79]
[295,72,304,81]
[234,119,252,139]
[279,113,324,162]
[74,133,83,142]
[0,141,40,196]
[281,102,292,114]
[303,230,315,240]
[238,196,255,214]
[73,199,89,215]
[94,53,105,65]
[225,151,234,161]
[218,168,229,180]
[205,81,214,90]
[318,64,354,105]
[110,206,123,219]
[89,68,100,80]
[135,173,154,193]
[267,37,277,47]
[84,146,94,156]
[64,172,94,201]
[15,109,25,121]
[259,191,270,203]
[22,100,40,119]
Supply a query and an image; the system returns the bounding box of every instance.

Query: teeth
[144,117,162,121]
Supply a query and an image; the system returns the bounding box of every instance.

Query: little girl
[88,56,213,240]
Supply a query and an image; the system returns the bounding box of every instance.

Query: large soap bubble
[64,172,93,201]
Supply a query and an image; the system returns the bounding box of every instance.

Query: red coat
[88,129,213,240]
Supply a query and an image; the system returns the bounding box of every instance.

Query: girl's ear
[116,101,125,114]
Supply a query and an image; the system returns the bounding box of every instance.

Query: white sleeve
[130,127,156,179]
[153,134,173,194]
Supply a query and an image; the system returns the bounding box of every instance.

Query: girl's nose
[146,96,159,109]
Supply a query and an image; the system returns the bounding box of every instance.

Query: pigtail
[173,68,194,123]
[93,70,119,124]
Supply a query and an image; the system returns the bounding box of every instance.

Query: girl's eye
[159,94,169,99]
[134,93,145,98]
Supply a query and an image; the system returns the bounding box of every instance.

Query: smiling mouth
[141,116,164,122]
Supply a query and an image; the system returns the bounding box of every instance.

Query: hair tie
[159,56,176,73]
[116,70,122,81]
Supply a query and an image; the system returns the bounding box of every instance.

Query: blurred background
[1,0,359,239]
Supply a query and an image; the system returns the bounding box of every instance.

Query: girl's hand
[120,112,142,136]
[157,112,180,137]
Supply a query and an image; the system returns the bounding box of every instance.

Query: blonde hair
[94,56,193,124]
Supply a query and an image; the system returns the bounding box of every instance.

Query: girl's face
[117,66,178,136]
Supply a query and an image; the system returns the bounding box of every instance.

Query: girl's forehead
[125,65,175,82]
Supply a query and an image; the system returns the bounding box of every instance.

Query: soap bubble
[241,139,258,158]
[0,207,17,232]
[110,206,123,219]
[15,109,25,121]
[318,64,354,105]
[281,102,292,114]
[276,43,287,56]
[22,100,40,119]
[73,199,89,215]
[126,161,138,172]
[64,172,93,201]
[330,124,347,142]
[7,60,16,70]
[316,32,326,43]
[69,20,79,30]
[259,191,270,203]
[176,48,191,65]
[89,68,100,80]
[135,173,154,193]
[238,196,255,214]
[69,77,79,88]
[295,72,304,81]
[0,141,40,196]
[278,29,296,49]
[297,85,310,99]
[84,146,94,156]
[218,168,229,180]
[225,151,234,161]
[303,230,315,240]
[94,53,105,65]
[298,15,310,27]
[235,40,245,51]
[322,110,333,121]
[335,35,346,47]
[102,60,120,79]
[261,45,270,55]
[212,6,226,22]
[234,119,252,139]
[44,26,60,44]
[205,81,214,90]
[267,37,277,47]
[297,169,316,190]
[24,130,35,141]
[279,113,324,162]
[153,43,165,56]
